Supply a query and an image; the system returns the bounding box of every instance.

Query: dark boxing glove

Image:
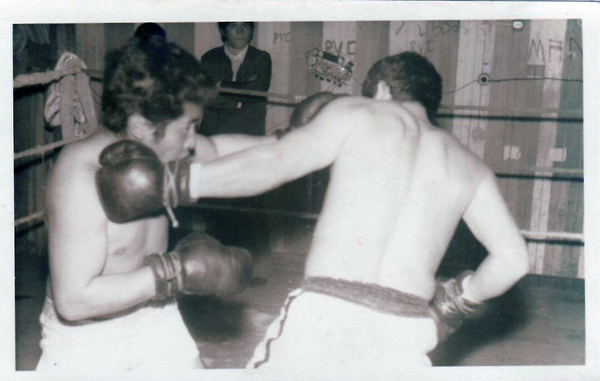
[95,140,192,224]
[145,232,253,299]
[276,92,348,139]
[429,271,485,344]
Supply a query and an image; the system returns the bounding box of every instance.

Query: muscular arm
[462,172,529,301]
[192,133,277,163]
[190,98,362,199]
[190,98,424,199]
[47,148,155,321]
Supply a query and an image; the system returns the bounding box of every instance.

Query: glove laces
[163,160,180,228]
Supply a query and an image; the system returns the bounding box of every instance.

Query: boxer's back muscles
[305,100,489,299]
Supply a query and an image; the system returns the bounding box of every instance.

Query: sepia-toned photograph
[3,2,600,381]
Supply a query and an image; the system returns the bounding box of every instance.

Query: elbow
[510,245,530,283]
[54,293,93,322]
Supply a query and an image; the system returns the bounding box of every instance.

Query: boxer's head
[134,23,167,44]
[218,22,255,49]
[362,52,442,123]
[102,36,216,140]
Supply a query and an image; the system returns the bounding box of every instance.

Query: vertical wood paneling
[429,21,461,111]
[354,21,390,92]
[258,22,292,135]
[19,21,582,278]
[555,20,584,278]
[528,20,568,275]
[322,22,358,94]
[289,22,323,99]
[163,23,195,54]
[105,23,134,53]
[450,21,494,159]
[75,24,104,123]
[388,21,426,56]
[194,22,222,59]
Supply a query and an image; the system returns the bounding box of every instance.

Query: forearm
[190,145,285,199]
[210,134,276,157]
[466,248,529,302]
[55,266,156,321]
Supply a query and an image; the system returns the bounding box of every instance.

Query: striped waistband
[301,277,431,318]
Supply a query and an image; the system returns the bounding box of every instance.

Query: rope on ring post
[188,203,585,244]
[14,124,93,161]
[217,86,305,105]
[520,230,584,244]
[13,68,103,89]
[15,210,45,228]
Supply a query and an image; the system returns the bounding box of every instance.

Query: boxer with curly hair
[38,35,276,372]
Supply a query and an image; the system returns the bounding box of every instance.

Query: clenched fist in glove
[95,140,192,224]
[145,232,253,300]
[429,271,486,344]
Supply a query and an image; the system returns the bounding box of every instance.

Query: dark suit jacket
[200,45,272,136]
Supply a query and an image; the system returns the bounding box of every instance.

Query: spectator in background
[199,22,272,136]
[134,22,167,43]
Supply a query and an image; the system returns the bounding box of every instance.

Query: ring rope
[188,203,585,244]
[14,125,94,161]
[13,68,103,89]
[217,86,306,105]
[14,204,584,244]
[14,210,45,227]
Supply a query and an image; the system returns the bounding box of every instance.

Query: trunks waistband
[301,277,431,318]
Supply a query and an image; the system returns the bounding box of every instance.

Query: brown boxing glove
[429,271,486,344]
[95,140,192,226]
[145,232,253,300]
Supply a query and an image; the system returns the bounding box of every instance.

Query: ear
[374,80,393,101]
[127,114,155,142]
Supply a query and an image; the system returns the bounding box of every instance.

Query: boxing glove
[429,271,485,344]
[95,140,192,223]
[145,232,253,299]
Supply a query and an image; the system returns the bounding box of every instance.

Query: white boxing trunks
[247,277,438,371]
[37,283,201,371]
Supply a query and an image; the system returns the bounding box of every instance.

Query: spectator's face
[147,103,203,162]
[224,23,252,50]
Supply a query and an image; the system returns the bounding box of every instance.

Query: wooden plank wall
[14,25,75,257]
[14,21,583,280]
[191,20,583,278]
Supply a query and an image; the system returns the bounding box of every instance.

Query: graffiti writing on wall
[273,32,291,45]
[394,20,463,38]
[528,39,565,65]
[324,39,356,56]
[528,36,583,66]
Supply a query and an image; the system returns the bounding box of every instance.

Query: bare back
[305,101,490,299]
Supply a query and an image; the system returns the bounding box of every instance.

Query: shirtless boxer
[37,36,272,371]
[179,52,529,370]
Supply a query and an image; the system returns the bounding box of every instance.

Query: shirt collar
[224,44,249,62]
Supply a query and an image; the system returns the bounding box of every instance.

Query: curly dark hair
[102,37,216,136]
[362,52,443,123]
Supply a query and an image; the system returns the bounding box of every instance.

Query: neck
[399,101,430,123]
[224,43,247,56]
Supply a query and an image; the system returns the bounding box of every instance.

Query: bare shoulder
[317,96,402,129]
[433,128,494,185]
[48,130,118,204]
